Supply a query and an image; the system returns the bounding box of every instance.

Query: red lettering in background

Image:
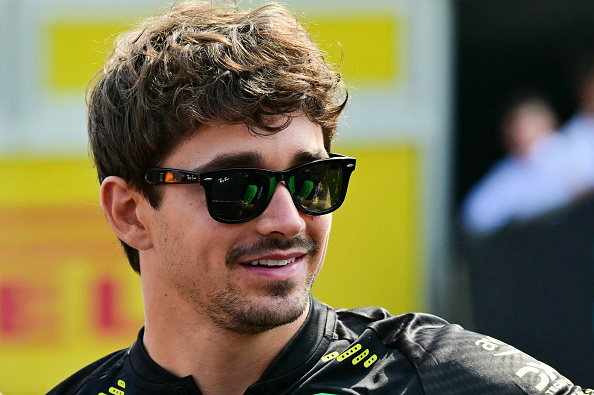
[93,276,133,336]
[0,276,139,342]
[0,280,57,342]
[0,285,19,334]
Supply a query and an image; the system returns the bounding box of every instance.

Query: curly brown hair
[87,1,348,273]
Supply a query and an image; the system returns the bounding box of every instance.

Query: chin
[205,278,311,336]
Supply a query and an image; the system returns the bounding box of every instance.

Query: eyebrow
[193,149,328,173]
[293,149,328,164]
[193,152,263,172]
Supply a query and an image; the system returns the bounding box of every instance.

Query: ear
[100,176,154,251]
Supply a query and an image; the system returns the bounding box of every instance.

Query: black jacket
[47,298,587,394]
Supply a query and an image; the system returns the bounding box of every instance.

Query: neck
[143,308,307,395]
[141,279,309,395]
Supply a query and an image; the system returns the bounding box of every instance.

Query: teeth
[245,257,296,267]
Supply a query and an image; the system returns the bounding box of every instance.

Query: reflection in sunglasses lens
[210,172,268,220]
[296,163,342,213]
[206,158,350,222]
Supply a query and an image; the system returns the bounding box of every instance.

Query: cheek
[309,214,332,256]
[157,187,215,237]
[152,191,212,253]
[308,216,332,281]
[317,213,333,237]
[173,184,209,215]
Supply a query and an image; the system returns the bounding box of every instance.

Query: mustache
[226,236,318,266]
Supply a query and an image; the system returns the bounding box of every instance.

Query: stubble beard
[207,277,314,335]
[179,236,320,336]
[204,236,320,335]
[157,211,322,335]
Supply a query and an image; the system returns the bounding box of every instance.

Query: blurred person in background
[46,1,590,394]
[461,94,578,235]
[562,58,594,193]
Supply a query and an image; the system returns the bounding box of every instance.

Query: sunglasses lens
[204,157,352,222]
[208,171,270,221]
[293,161,345,214]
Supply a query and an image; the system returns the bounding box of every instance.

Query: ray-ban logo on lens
[219,177,230,183]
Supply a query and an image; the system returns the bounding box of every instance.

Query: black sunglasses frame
[144,153,356,224]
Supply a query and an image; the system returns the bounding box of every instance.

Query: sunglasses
[145,153,356,223]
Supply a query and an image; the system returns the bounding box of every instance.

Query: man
[48,1,589,394]
[562,59,594,193]
[461,94,578,235]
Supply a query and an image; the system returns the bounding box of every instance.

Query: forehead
[164,115,326,169]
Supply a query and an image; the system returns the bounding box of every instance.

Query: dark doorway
[453,0,594,386]
[454,0,594,205]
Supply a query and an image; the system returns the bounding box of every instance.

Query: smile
[244,257,297,267]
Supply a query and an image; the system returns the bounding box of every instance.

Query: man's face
[144,114,332,334]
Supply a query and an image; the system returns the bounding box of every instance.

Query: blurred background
[0,0,593,392]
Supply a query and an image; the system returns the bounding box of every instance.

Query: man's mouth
[243,257,297,267]
[227,236,318,269]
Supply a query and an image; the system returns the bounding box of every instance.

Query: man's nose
[254,183,305,237]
